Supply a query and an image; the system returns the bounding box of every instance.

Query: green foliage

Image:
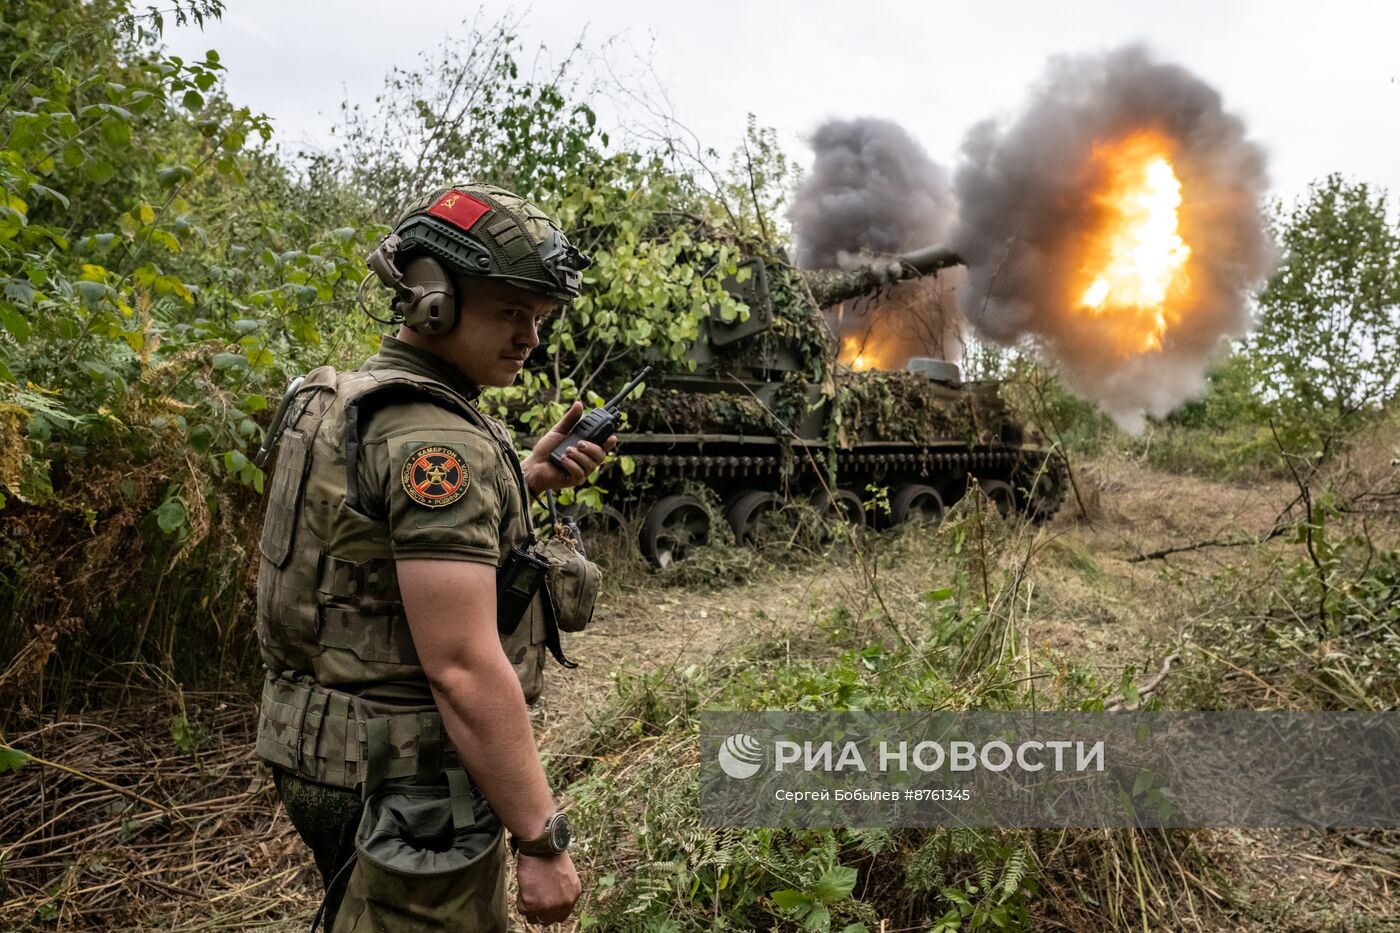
[541,150,748,392]
[771,864,861,931]
[0,1,390,701]
[562,511,1130,931]
[170,712,202,756]
[1250,175,1400,449]
[333,14,599,219]
[911,832,1033,933]
[332,17,752,440]
[0,741,30,773]
[0,0,376,521]
[1168,351,1268,432]
[717,114,799,246]
[1124,422,1289,481]
[1175,504,1400,710]
[998,357,1117,457]
[0,7,781,697]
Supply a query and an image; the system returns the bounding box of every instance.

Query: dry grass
[0,688,317,931]
[2,450,1396,930]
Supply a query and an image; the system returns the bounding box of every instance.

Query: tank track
[628,445,1016,476]
[624,445,1070,522]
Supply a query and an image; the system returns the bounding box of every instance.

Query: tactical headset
[364,236,458,334]
[359,185,590,335]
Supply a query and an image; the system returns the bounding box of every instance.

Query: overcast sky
[165,1,1400,210]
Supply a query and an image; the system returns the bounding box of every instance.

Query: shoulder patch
[400,445,470,508]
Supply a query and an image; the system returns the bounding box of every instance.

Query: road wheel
[564,502,626,534]
[890,484,945,526]
[639,495,711,569]
[1017,452,1069,523]
[724,490,783,547]
[560,498,627,554]
[977,479,1016,518]
[811,487,867,529]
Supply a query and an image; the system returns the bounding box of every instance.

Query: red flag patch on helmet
[427,190,491,232]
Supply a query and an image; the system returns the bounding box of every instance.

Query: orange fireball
[1076,131,1193,354]
[839,335,878,371]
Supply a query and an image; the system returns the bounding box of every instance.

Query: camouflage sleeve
[359,402,506,563]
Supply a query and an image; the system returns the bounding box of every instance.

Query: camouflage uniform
[257,335,546,931]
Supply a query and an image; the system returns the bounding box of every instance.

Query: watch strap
[511,830,560,857]
[510,811,568,857]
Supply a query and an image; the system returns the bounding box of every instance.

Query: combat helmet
[364,183,590,334]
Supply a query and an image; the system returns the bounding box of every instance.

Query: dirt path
[534,557,847,748]
[536,453,1300,745]
[524,457,1399,932]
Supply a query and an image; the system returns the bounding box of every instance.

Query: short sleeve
[359,403,506,563]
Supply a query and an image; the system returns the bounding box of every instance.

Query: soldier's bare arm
[396,557,582,922]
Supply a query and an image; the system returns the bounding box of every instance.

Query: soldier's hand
[516,850,582,924]
[522,401,617,496]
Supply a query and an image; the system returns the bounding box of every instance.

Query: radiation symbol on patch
[401,445,469,508]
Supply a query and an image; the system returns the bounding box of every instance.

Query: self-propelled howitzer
[586,246,1067,568]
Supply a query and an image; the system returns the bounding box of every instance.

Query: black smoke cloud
[791,117,955,269]
[952,46,1274,429]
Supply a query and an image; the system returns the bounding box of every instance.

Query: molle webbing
[472,190,550,283]
[257,676,454,790]
[317,553,401,611]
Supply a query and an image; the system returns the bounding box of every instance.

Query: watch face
[549,812,572,852]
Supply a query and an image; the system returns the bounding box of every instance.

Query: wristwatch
[511,811,572,857]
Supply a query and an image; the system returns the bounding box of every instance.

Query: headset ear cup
[420,292,456,334]
[399,257,457,334]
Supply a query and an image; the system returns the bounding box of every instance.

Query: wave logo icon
[717,733,765,780]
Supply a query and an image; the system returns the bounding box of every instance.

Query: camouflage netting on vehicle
[630,385,802,437]
[833,371,1006,447]
[800,262,905,310]
[762,262,836,379]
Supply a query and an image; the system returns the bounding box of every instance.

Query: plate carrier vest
[254,365,541,791]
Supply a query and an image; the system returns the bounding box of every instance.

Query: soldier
[254,183,610,930]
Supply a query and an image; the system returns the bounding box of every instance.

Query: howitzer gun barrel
[898,245,963,274]
[800,243,964,307]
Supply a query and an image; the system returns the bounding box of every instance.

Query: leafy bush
[1251,175,1400,452]
[0,2,387,707]
[0,5,782,709]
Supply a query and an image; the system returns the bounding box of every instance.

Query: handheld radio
[549,366,651,469]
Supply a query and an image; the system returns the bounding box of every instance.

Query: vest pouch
[332,781,506,933]
[543,536,600,633]
[315,556,421,672]
[317,606,421,670]
[259,428,312,568]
